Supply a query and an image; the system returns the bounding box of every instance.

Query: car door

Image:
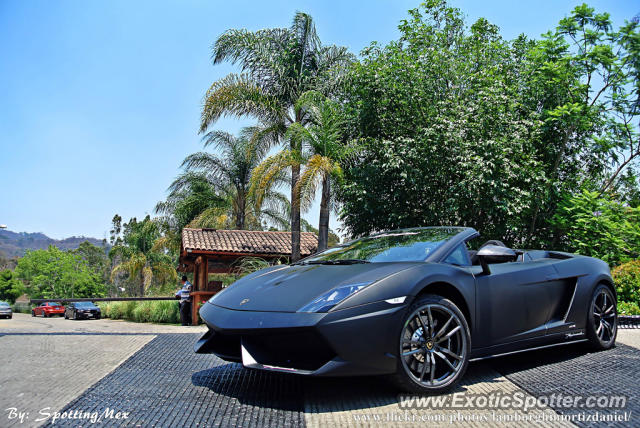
[473,259,558,348]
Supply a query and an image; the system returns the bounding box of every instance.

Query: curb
[619,315,640,329]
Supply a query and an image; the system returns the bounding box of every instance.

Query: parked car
[65,302,101,320]
[32,302,65,317]
[196,226,618,394]
[0,301,12,319]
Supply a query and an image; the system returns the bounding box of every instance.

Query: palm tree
[155,129,290,245]
[110,216,177,296]
[200,12,353,261]
[254,91,351,252]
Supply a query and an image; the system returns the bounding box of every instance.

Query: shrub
[618,301,640,316]
[132,302,153,323]
[98,302,111,317]
[92,300,179,323]
[612,260,640,305]
[553,191,640,266]
[122,301,137,319]
[149,300,179,324]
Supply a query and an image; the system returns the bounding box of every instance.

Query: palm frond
[201,130,237,151]
[250,150,301,207]
[296,154,334,212]
[200,73,284,132]
[187,206,229,229]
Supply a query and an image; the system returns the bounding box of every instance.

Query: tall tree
[16,246,105,299]
[154,129,291,255]
[254,91,351,252]
[338,1,639,247]
[200,12,353,260]
[110,216,177,297]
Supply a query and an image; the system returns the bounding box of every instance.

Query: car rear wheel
[586,284,617,350]
[390,294,471,394]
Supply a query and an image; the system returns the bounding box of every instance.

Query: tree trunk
[139,272,145,297]
[236,189,245,230]
[291,163,301,261]
[317,175,330,252]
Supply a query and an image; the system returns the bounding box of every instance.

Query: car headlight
[298,282,373,313]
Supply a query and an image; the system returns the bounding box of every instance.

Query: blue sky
[0,0,637,240]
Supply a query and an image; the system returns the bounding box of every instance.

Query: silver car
[0,302,12,319]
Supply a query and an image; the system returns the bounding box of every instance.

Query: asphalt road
[1,313,638,427]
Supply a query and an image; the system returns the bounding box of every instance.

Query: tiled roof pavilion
[179,229,318,293]
[182,228,318,257]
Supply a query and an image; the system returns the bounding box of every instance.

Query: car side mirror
[476,245,517,275]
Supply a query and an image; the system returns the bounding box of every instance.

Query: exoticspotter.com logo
[398,391,628,412]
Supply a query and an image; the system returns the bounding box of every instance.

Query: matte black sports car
[196,227,617,393]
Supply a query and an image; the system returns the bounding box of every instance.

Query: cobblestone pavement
[1,314,639,427]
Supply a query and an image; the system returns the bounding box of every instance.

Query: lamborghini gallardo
[195,227,617,393]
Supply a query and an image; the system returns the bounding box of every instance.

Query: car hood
[210,262,416,312]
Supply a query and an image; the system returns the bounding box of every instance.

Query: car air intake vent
[242,330,335,371]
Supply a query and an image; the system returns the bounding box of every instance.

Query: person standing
[175,275,193,326]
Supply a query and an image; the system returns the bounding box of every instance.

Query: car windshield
[301,227,465,263]
[74,302,95,308]
[48,302,61,306]
[0,302,9,307]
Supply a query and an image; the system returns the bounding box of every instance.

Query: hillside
[0,230,106,259]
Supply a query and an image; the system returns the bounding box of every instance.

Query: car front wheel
[391,294,471,394]
[31,310,35,317]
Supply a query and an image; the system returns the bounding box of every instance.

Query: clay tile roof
[182,228,318,257]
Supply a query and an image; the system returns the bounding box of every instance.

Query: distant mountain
[0,230,107,259]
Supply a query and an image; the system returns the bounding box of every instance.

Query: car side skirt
[469,338,588,362]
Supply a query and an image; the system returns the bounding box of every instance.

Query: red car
[32,302,65,317]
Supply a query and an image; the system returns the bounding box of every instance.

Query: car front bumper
[196,300,408,376]
[75,311,100,319]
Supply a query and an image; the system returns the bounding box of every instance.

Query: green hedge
[618,301,640,316]
[612,260,640,315]
[98,300,180,324]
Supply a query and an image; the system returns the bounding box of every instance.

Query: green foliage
[109,215,178,297]
[15,246,106,299]
[99,300,180,324]
[612,260,640,305]
[618,301,640,316]
[0,269,24,304]
[337,1,640,248]
[553,191,640,265]
[73,241,109,284]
